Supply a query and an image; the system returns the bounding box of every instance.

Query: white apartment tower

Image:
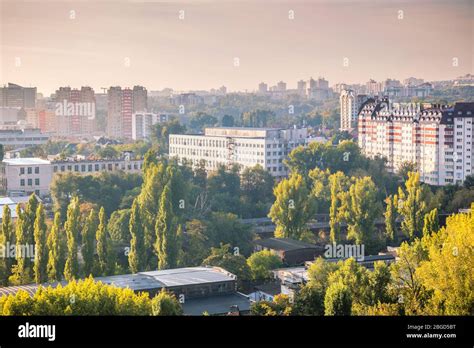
[132,112,169,140]
[340,90,367,132]
[169,127,309,177]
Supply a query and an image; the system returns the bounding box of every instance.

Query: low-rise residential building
[0,155,144,197]
[254,238,324,266]
[0,158,52,196]
[247,283,281,302]
[0,195,41,221]
[169,127,309,177]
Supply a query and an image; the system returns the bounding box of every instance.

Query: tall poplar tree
[340,177,381,253]
[33,203,48,284]
[82,209,98,276]
[328,172,350,243]
[268,173,314,239]
[96,207,111,275]
[0,205,14,284]
[129,199,145,273]
[24,194,39,246]
[9,205,31,285]
[422,208,439,236]
[47,212,63,282]
[155,185,178,270]
[64,196,80,281]
[398,172,426,240]
[384,195,397,243]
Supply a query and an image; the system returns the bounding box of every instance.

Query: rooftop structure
[0,195,42,220]
[2,158,51,166]
[254,238,325,266]
[0,128,50,149]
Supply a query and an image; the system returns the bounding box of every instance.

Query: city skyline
[1,0,472,95]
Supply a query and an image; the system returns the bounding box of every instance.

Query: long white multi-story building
[358,99,474,186]
[169,127,309,177]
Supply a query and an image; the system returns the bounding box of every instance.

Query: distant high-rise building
[107,86,147,139]
[403,77,424,86]
[316,77,329,90]
[132,86,147,113]
[54,86,96,137]
[25,108,38,128]
[333,83,349,94]
[132,112,169,140]
[0,83,36,108]
[297,80,307,96]
[339,90,368,132]
[308,77,330,101]
[38,109,56,133]
[258,82,268,94]
[366,79,383,96]
[277,81,287,91]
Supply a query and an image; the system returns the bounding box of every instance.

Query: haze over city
[1,0,472,95]
[0,0,473,344]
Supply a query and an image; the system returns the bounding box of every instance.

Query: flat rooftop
[0,196,42,219]
[0,266,237,297]
[182,292,251,315]
[204,127,283,138]
[255,238,322,252]
[2,158,51,165]
[96,266,236,291]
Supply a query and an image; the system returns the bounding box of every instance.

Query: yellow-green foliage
[417,208,474,315]
[0,277,156,315]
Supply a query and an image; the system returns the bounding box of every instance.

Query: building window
[35,167,39,174]
[27,179,32,186]
[20,179,25,186]
[35,178,40,185]
[20,167,25,175]
[27,167,32,174]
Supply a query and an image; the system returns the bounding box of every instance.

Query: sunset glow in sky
[1,0,472,95]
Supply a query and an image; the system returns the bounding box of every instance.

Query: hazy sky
[0,0,472,95]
